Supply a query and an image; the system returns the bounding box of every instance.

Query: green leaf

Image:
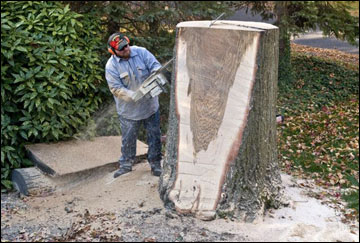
[20,131,28,139]
[33,66,42,74]
[1,180,12,190]
[60,92,68,99]
[76,21,83,28]
[47,102,54,109]
[29,92,37,100]
[16,46,28,53]
[35,98,41,108]
[52,129,59,140]
[48,98,55,104]
[32,128,38,137]
[14,84,26,93]
[22,159,33,167]
[4,106,16,113]
[2,24,11,30]
[4,146,15,152]
[64,4,70,14]
[60,59,67,66]
[15,21,25,28]
[8,59,15,67]
[27,101,34,112]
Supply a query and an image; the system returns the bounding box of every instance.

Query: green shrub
[1,1,106,191]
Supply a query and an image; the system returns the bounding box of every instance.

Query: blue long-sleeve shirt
[105,46,162,120]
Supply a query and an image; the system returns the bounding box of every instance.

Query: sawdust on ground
[1,161,359,242]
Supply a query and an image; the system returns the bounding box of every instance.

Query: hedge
[1,1,106,191]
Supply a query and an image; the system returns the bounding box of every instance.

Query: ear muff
[107,33,130,55]
[108,47,116,55]
[123,36,130,44]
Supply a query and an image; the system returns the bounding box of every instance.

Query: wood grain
[170,26,260,219]
[183,28,258,154]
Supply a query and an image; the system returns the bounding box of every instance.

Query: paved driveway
[292,31,359,54]
[228,9,359,54]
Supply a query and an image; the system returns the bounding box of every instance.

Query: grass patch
[343,190,359,212]
[278,45,359,219]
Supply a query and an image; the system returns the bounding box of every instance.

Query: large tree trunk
[274,2,294,85]
[159,21,283,221]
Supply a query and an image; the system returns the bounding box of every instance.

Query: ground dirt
[1,161,359,242]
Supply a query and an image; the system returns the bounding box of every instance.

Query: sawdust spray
[73,100,121,140]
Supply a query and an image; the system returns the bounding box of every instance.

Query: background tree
[228,1,359,84]
[66,1,358,87]
[66,1,231,62]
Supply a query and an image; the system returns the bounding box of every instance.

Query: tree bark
[274,1,294,85]
[159,21,283,221]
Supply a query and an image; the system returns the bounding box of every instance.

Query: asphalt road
[228,9,359,55]
[292,31,359,54]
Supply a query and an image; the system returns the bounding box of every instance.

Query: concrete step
[12,136,148,195]
[25,136,148,176]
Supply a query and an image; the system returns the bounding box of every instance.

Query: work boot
[113,167,132,178]
[150,162,162,177]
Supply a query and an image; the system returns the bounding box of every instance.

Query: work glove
[110,87,137,102]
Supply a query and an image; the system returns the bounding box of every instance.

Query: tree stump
[159,21,283,221]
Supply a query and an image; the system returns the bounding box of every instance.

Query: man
[105,32,162,178]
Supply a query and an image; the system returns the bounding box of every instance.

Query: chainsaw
[132,58,174,102]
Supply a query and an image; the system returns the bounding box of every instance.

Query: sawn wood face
[169,27,260,220]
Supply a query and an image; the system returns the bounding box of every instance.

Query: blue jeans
[118,110,162,169]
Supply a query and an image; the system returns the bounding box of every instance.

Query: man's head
[107,32,131,59]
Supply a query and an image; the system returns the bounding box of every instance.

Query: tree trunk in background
[159,21,283,221]
[274,1,294,85]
